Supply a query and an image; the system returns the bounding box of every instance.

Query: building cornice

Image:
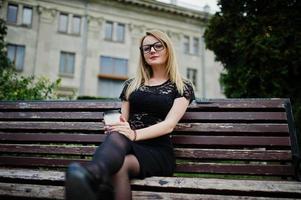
[98,0,210,21]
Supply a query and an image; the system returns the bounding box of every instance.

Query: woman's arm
[108,97,189,141]
[135,97,189,141]
[120,101,130,121]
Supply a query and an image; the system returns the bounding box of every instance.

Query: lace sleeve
[119,79,132,101]
[175,80,195,104]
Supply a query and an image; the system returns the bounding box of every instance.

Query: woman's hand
[105,116,136,141]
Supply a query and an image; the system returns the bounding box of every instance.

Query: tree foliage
[204,0,301,129]
[0,19,61,100]
[0,68,61,100]
[0,19,11,69]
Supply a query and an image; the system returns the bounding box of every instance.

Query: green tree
[0,19,12,69]
[0,19,61,100]
[204,0,301,130]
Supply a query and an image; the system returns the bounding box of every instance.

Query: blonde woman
[66,30,195,200]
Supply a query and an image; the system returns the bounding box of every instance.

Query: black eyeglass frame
[140,41,166,54]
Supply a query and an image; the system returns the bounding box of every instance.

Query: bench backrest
[0,99,300,180]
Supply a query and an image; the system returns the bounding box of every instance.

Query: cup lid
[104,110,121,115]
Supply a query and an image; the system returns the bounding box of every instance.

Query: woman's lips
[149,56,159,60]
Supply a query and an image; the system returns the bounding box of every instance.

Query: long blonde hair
[125,30,186,99]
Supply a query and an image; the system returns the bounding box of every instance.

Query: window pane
[98,79,123,98]
[59,53,66,73]
[116,23,125,42]
[7,4,18,23]
[187,68,197,87]
[67,53,74,74]
[193,37,199,54]
[72,16,81,34]
[22,7,32,26]
[100,56,113,74]
[114,58,127,76]
[7,45,16,63]
[105,21,113,40]
[15,46,25,70]
[60,52,75,75]
[70,54,75,73]
[186,69,190,80]
[59,13,68,32]
[7,44,25,71]
[184,36,190,54]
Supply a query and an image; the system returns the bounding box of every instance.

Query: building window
[193,37,200,54]
[99,56,128,77]
[7,44,25,71]
[98,56,128,98]
[116,23,125,42]
[59,52,75,75]
[183,36,190,54]
[187,68,197,87]
[58,13,68,33]
[22,6,32,26]
[105,21,113,40]
[105,21,126,42]
[98,79,124,98]
[7,4,18,24]
[72,15,81,35]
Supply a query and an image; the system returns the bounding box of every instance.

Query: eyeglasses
[140,42,165,54]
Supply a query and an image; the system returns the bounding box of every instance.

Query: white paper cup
[103,111,121,124]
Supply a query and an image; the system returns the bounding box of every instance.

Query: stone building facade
[0,0,224,99]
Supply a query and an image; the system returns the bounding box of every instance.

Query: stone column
[34,6,57,78]
[83,15,104,96]
[128,23,146,77]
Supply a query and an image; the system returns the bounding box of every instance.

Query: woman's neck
[150,64,168,81]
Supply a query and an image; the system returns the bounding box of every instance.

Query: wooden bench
[0,98,300,199]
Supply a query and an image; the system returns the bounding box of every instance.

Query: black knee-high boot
[90,132,132,176]
[65,132,132,200]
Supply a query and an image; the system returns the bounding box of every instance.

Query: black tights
[87,132,140,200]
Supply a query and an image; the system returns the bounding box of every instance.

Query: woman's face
[141,35,168,67]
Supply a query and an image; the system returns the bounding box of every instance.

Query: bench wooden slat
[124,191,298,200]
[0,144,292,161]
[0,123,290,136]
[0,144,96,155]
[191,99,286,109]
[132,176,301,197]
[0,169,300,195]
[0,99,286,110]
[0,121,103,130]
[0,156,294,176]
[0,169,64,182]
[0,112,104,120]
[0,133,104,143]
[0,101,121,110]
[0,156,85,168]
[0,185,299,200]
[176,163,294,176]
[182,112,287,122]
[173,135,290,147]
[0,169,300,198]
[1,183,299,200]
[0,183,64,200]
[174,148,292,161]
[0,111,287,122]
[175,123,289,135]
[0,133,291,147]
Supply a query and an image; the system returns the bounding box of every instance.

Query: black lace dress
[119,79,195,178]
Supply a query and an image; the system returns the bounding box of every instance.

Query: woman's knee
[115,155,140,177]
[105,132,130,149]
[106,131,124,141]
